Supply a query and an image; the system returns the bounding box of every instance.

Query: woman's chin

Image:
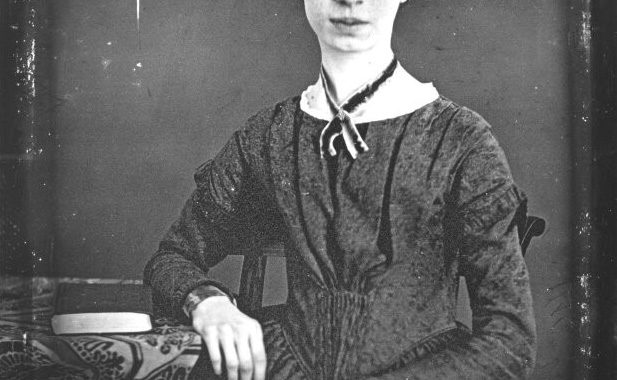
[324,35,377,54]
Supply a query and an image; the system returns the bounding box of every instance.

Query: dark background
[2,1,582,378]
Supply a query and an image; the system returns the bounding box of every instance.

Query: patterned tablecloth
[0,276,203,380]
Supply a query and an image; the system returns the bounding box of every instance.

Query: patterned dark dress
[144,95,536,379]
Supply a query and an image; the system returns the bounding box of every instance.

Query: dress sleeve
[143,129,262,321]
[367,126,537,379]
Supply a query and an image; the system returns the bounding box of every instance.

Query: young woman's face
[304,0,405,54]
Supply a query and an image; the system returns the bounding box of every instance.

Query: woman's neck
[320,46,395,104]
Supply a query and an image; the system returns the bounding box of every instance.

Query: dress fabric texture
[144,95,537,379]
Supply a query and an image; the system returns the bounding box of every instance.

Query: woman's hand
[191,296,266,380]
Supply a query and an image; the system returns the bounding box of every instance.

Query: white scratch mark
[101,57,112,70]
[580,11,591,63]
[26,38,36,97]
[579,273,591,298]
[576,207,593,368]
[136,0,141,49]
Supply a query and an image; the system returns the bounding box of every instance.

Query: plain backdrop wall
[49,1,573,378]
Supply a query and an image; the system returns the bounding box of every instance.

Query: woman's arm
[143,121,273,380]
[143,131,251,320]
[367,124,537,379]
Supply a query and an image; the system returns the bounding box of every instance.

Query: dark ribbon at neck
[319,57,398,159]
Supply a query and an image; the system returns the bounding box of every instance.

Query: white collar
[300,63,439,123]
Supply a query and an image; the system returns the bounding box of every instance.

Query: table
[0,276,203,379]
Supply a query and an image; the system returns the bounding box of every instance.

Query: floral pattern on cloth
[0,276,203,380]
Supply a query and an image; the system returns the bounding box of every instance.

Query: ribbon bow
[319,57,398,159]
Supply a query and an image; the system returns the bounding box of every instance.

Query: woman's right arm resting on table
[143,126,268,380]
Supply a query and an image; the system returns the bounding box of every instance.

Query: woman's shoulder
[244,96,301,131]
[232,95,301,149]
[419,96,501,151]
[433,96,492,133]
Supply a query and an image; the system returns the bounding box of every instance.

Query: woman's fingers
[203,327,223,375]
[249,322,266,380]
[220,325,239,380]
[235,330,253,380]
[191,299,266,380]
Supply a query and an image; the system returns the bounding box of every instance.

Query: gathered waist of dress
[279,287,462,379]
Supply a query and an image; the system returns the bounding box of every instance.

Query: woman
[144,0,536,379]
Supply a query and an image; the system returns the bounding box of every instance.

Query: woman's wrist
[183,284,236,318]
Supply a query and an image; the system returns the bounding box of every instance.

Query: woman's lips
[330,17,369,33]
[330,17,368,26]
